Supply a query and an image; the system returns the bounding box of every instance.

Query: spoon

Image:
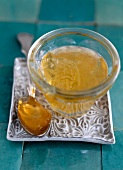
[17,33,52,136]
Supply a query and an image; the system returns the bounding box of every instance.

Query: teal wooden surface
[102,131,123,170]
[39,0,95,22]
[95,0,123,25]
[110,71,123,131]
[0,66,13,122]
[0,0,122,170]
[0,0,41,22]
[21,142,101,170]
[0,123,22,170]
[0,22,36,66]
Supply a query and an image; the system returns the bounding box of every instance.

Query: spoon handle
[17,33,34,57]
[17,33,35,97]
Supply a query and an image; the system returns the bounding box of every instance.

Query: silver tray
[7,58,115,144]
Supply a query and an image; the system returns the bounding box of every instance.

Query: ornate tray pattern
[7,58,115,144]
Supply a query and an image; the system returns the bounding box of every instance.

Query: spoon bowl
[18,96,52,136]
[17,33,52,136]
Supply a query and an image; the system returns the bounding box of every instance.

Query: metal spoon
[17,33,52,136]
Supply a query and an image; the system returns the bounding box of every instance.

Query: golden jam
[41,46,108,91]
[39,46,108,115]
[18,96,52,136]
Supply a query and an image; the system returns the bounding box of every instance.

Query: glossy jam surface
[41,46,108,91]
[18,96,52,136]
[37,46,108,116]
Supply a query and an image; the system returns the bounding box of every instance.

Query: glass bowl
[27,28,120,117]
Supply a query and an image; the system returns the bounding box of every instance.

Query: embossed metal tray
[7,58,115,144]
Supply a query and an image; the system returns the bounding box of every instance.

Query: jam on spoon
[17,33,52,136]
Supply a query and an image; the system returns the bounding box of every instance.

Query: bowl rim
[27,28,120,97]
